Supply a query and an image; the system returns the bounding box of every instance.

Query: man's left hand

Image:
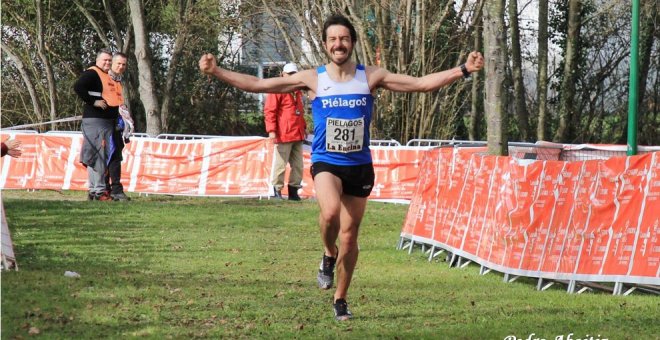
[465,51,484,73]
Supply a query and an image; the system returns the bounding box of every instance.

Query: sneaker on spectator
[317,253,336,289]
[95,192,113,201]
[271,186,284,200]
[333,299,353,321]
[111,192,130,201]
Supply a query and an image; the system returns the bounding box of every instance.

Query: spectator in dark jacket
[74,49,129,201]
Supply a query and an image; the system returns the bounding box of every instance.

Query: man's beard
[330,47,352,65]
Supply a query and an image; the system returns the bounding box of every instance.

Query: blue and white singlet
[311,64,374,166]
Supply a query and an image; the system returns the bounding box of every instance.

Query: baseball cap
[283,63,298,74]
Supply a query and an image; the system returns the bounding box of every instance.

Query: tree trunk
[35,0,58,130]
[414,0,427,139]
[649,69,659,145]
[1,42,43,123]
[128,0,162,136]
[102,0,123,50]
[160,0,193,133]
[340,0,374,70]
[483,0,508,155]
[468,0,484,141]
[553,0,581,142]
[637,0,657,145]
[469,20,483,141]
[536,0,549,141]
[637,1,656,115]
[261,0,298,62]
[74,0,112,48]
[508,0,529,141]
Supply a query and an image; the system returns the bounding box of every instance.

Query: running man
[199,13,484,321]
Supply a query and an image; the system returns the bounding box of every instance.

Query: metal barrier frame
[155,133,232,140]
[370,139,401,147]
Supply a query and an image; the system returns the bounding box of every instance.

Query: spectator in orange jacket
[264,63,307,200]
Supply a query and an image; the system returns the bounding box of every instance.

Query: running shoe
[317,253,336,289]
[333,298,353,321]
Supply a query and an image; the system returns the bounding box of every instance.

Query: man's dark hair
[322,14,356,43]
[97,49,112,58]
[113,52,128,60]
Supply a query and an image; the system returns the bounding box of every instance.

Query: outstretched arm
[371,51,484,92]
[199,53,310,94]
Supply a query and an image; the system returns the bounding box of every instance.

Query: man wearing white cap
[264,62,306,200]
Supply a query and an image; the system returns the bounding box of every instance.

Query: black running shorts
[311,161,375,198]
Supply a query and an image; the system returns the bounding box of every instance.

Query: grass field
[1,190,658,339]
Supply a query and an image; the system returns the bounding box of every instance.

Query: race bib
[325,117,364,153]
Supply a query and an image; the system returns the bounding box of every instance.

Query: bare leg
[333,195,367,302]
[314,172,342,258]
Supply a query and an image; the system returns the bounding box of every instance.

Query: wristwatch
[460,64,470,78]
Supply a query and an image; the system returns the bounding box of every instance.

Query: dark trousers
[105,130,125,194]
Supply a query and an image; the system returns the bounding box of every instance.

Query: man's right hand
[199,53,217,75]
[268,132,277,140]
[4,139,22,158]
[93,100,108,109]
[4,139,21,150]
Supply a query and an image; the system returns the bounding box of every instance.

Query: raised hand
[4,139,22,158]
[466,51,484,73]
[198,53,217,75]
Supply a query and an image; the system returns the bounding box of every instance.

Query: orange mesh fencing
[402,149,660,284]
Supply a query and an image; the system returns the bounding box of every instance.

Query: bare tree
[160,0,195,132]
[1,42,43,124]
[553,0,581,142]
[261,0,300,62]
[636,0,657,144]
[128,0,162,136]
[536,0,549,141]
[35,1,58,130]
[4,0,653,145]
[508,0,530,141]
[262,0,478,142]
[102,0,132,53]
[483,0,508,155]
[469,15,484,141]
[74,0,113,48]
